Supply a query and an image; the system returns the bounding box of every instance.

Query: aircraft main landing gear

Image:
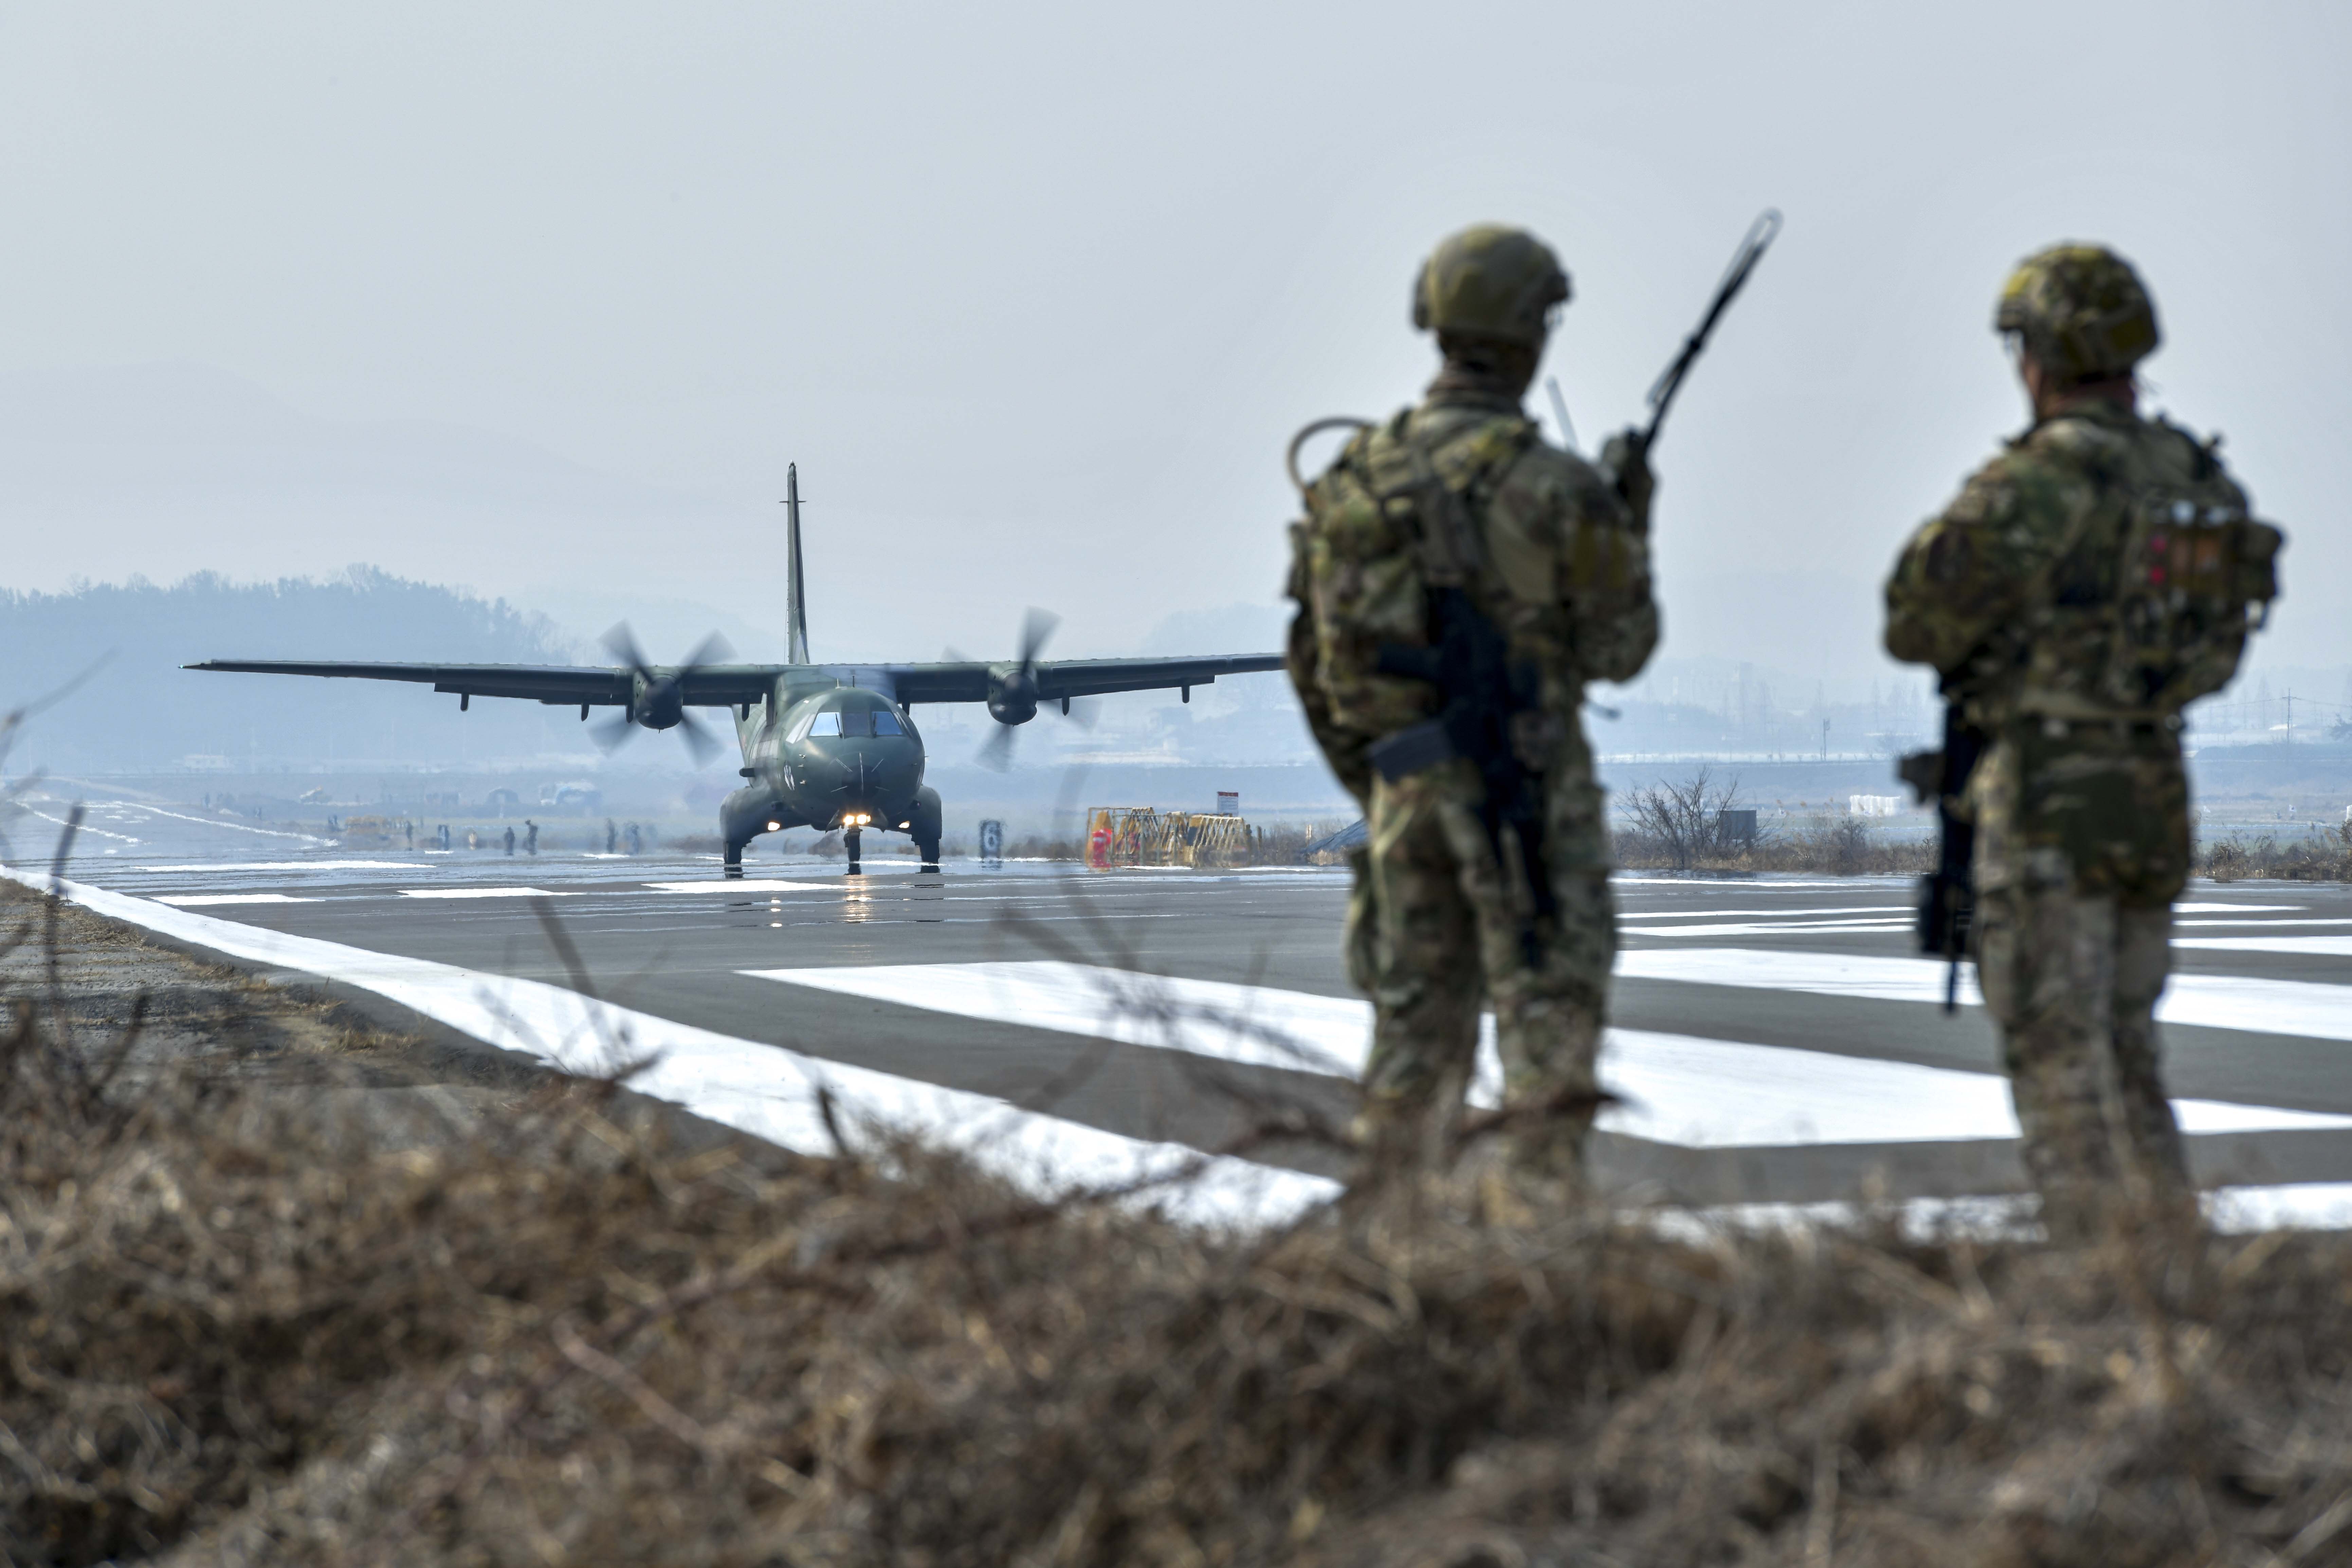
[723,841,746,880]
[911,785,943,875]
[844,826,862,875]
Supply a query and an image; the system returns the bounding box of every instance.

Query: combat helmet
[1994,243,2161,383]
[1413,224,1571,347]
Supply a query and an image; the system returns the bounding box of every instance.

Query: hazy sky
[2,2,2345,691]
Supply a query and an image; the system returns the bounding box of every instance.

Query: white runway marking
[1625,919,1913,937]
[20,806,140,844]
[84,800,329,843]
[1619,906,1908,921]
[1672,1183,2352,1239]
[397,886,575,900]
[742,962,2352,1148]
[4,870,1333,1227]
[1613,878,1908,889]
[2208,1183,2352,1231]
[156,893,321,907]
[2175,902,2305,913]
[1616,948,2352,1042]
[2174,934,2352,958]
[1617,948,1986,1005]
[2175,918,2352,929]
[139,860,431,873]
[643,880,833,894]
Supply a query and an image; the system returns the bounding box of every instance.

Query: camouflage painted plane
[189,466,1282,876]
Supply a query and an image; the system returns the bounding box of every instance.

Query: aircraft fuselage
[719,676,942,872]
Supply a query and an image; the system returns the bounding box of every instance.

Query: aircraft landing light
[643,880,833,894]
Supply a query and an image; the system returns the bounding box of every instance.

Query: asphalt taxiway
[20,789,2352,1214]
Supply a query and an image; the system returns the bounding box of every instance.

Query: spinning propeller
[976,607,1060,772]
[591,623,735,765]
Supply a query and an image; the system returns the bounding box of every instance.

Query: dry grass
[5,890,2352,1566]
[2199,823,2352,884]
[1611,769,1933,878]
[1613,816,1934,879]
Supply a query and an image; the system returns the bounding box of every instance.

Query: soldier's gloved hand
[1599,428,1655,531]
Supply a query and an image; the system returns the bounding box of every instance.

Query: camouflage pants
[1350,759,1615,1176]
[1975,881,2189,1241]
[1969,723,2195,1239]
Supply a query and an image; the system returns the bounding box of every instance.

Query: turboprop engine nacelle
[986,664,1039,726]
[631,670,687,731]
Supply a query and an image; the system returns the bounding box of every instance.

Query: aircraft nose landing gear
[844,826,862,875]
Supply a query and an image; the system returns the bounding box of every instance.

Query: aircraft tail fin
[785,462,810,665]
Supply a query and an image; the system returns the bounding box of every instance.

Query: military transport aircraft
[189,466,1283,876]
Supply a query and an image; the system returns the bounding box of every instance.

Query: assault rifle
[1898,701,1987,1013]
[1369,589,1553,963]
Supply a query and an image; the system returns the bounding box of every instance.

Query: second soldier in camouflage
[1884,244,2282,1240]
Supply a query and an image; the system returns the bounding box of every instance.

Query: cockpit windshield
[795,703,909,741]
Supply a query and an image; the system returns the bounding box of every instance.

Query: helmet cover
[1994,243,2160,382]
[1413,224,1571,347]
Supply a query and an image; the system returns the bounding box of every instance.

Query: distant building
[539,781,603,814]
[485,787,522,816]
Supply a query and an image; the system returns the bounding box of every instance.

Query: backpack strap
[1385,416,1536,589]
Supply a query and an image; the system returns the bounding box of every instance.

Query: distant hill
[0,363,748,606]
[0,568,592,772]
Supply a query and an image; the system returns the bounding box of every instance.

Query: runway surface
[18,788,2352,1222]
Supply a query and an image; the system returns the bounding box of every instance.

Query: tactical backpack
[2095,488,2282,711]
[1285,409,1536,742]
[2021,426,2283,718]
[1289,408,1562,954]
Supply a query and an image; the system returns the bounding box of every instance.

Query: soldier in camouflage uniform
[1884,244,2282,1239]
[1286,224,1659,1179]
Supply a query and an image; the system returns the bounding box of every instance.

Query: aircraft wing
[881,653,1286,706]
[183,660,785,706]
